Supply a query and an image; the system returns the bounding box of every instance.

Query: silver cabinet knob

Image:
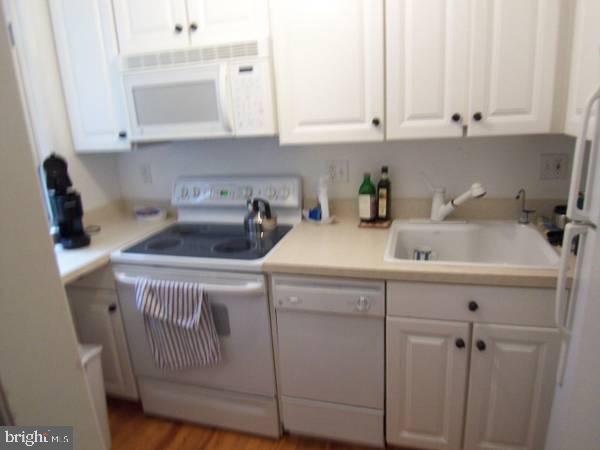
[288,296,301,305]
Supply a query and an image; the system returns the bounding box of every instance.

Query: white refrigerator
[546,86,600,450]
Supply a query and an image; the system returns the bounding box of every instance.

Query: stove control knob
[179,186,190,200]
[265,186,276,199]
[238,186,251,199]
[278,186,291,200]
[192,187,201,199]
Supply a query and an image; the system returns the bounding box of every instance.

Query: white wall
[4,0,121,211]
[118,134,574,201]
[0,8,106,447]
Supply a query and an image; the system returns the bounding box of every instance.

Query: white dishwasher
[271,275,385,447]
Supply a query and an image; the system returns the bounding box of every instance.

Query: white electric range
[110,176,302,438]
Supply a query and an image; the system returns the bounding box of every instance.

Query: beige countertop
[55,204,173,285]
[264,217,563,289]
[55,201,564,289]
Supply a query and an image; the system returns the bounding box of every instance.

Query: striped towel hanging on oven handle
[135,278,221,370]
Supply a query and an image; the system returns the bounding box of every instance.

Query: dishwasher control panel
[272,275,385,317]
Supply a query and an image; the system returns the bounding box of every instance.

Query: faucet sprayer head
[471,183,487,199]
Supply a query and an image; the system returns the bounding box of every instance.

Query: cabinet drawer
[387,282,555,327]
[272,275,385,317]
[139,378,280,438]
[68,264,116,290]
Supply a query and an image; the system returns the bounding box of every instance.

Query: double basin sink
[384,221,560,270]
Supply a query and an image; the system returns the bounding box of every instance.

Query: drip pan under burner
[212,238,256,254]
[146,237,184,252]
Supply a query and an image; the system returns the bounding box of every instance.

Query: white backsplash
[117,134,575,202]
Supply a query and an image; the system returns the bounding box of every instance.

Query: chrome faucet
[515,188,535,224]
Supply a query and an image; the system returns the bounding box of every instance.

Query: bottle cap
[363,172,370,178]
[382,166,389,173]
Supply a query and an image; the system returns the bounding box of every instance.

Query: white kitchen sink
[384,221,560,269]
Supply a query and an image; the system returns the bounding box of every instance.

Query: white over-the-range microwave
[120,40,276,142]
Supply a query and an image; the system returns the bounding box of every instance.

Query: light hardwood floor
[108,399,395,450]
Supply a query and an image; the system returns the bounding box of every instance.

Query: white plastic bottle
[318,176,330,221]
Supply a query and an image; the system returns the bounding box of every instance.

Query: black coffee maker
[43,154,90,249]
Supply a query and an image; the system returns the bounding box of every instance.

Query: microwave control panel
[230,59,277,136]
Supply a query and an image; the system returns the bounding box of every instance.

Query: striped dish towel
[135,278,221,370]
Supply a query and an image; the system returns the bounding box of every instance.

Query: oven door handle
[114,272,264,295]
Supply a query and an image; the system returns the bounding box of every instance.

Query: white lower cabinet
[386,318,470,450]
[464,324,560,450]
[66,281,138,399]
[387,281,560,450]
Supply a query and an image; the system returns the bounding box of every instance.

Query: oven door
[113,265,276,397]
[123,63,233,142]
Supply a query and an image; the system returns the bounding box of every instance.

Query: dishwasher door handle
[114,272,264,295]
[355,296,371,312]
[288,296,302,305]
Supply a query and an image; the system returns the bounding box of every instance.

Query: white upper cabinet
[467,0,560,136]
[564,0,600,139]
[113,0,269,54]
[464,324,560,450]
[385,0,559,140]
[112,0,189,53]
[187,0,269,47]
[387,317,469,450]
[386,0,469,139]
[270,0,384,144]
[50,0,130,152]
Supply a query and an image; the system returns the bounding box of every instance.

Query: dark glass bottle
[377,166,391,220]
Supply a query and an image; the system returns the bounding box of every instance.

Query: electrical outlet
[325,160,349,183]
[540,154,569,180]
[140,164,153,184]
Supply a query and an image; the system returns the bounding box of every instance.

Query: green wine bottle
[358,173,376,221]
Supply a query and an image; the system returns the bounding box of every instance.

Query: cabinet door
[464,324,560,450]
[67,287,138,399]
[386,318,470,450]
[50,0,130,152]
[112,0,189,54]
[270,0,384,144]
[386,0,469,140]
[467,0,560,136]
[187,0,269,47]
[564,0,600,138]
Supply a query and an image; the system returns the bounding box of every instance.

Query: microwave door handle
[219,67,233,133]
[114,272,263,295]
[567,84,600,222]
